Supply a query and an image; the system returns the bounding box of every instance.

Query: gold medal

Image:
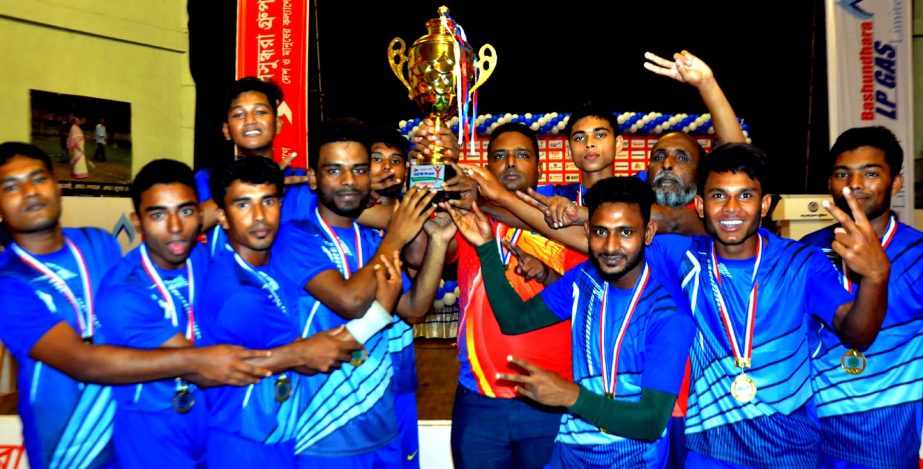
[841,348,867,375]
[730,372,757,403]
[350,349,368,367]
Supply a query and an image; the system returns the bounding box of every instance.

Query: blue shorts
[395,391,420,468]
[113,406,206,469]
[296,437,401,469]
[206,430,295,468]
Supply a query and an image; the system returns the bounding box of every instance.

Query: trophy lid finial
[438,6,449,16]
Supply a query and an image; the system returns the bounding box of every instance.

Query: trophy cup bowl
[388,6,496,200]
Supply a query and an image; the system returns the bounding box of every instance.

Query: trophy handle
[388,38,414,100]
[467,44,497,101]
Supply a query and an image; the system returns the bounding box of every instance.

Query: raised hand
[191,345,272,386]
[506,240,550,283]
[516,188,587,229]
[374,252,404,311]
[412,118,460,161]
[297,325,363,374]
[497,355,580,407]
[384,183,438,245]
[423,211,458,245]
[643,50,714,89]
[822,187,890,282]
[443,200,493,247]
[458,163,507,202]
[443,163,478,209]
[371,166,403,195]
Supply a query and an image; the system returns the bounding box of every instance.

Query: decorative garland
[399,112,750,141]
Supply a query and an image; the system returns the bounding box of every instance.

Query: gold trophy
[388,6,497,198]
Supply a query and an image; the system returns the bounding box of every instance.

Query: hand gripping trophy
[388,6,497,199]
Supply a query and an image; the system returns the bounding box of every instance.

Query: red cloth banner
[236,0,309,168]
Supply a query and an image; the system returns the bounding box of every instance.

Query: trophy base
[408,164,460,204]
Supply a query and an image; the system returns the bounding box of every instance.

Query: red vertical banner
[236,0,309,168]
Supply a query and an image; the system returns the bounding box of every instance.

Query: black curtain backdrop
[187,0,831,194]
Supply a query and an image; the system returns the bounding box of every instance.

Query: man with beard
[0,144,271,469]
[643,143,890,467]
[445,176,694,468]
[270,120,454,468]
[198,156,367,467]
[800,127,923,469]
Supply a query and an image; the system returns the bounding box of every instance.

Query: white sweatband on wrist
[345,301,393,344]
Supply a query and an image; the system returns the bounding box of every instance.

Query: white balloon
[443,293,457,306]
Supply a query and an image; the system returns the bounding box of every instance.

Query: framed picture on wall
[30,90,132,197]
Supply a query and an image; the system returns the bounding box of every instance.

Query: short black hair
[368,125,409,156]
[487,122,540,157]
[0,142,53,174]
[564,102,620,138]
[829,126,903,175]
[225,77,283,117]
[697,143,771,195]
[130,159,198,212]
[209,156,284,210]
[309,119,369,170]
[584,176,655,226]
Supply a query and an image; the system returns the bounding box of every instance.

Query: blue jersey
[95,243,210,466]
[802,219,923,468]
[387,315,417,395]
[647,229,851,468]
[0,227,121,469]
[198,242,305,445]
[539,260,694,468]
[272,219,405,457]
[195,166,315,223]
[536,182,583,203]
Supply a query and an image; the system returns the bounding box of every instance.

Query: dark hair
[368,125,409,156]
[584,176,655,226]
[225,77,283,117]
[564,102,620,138]
[209,157,284,209]
[130,159,198,212]
[0,142,54,174]
[308,119,369,169]
[829,126,903,175]
[487,122,540,157]
[697,143,771,195]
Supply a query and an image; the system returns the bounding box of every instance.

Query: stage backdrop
[826,0,915,221]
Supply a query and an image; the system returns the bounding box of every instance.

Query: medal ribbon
[229,245,287,316]
[495,223,523,266]
[841,215,896,293]
[708,236,763,368]
[577,184,585,207]
[599,263,650,397]
[315,208,363,278]
[11,239,94,339]
[140,244,196,343]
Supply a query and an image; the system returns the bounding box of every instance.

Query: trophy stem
[431,115,449,162]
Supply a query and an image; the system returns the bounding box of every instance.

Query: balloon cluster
[399,112,750,141]
[432,279,460,312]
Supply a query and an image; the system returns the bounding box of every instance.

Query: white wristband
[345,301,393,344]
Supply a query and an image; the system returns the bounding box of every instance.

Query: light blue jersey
[802,218,923,468]
[648,229,851,468]
[0,227,121,469]
[539,260,694,467]
[272,219,406,459]
[95,243,210,468]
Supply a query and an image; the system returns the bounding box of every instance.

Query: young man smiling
[0,145,270,469]
[801,127,923,468]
